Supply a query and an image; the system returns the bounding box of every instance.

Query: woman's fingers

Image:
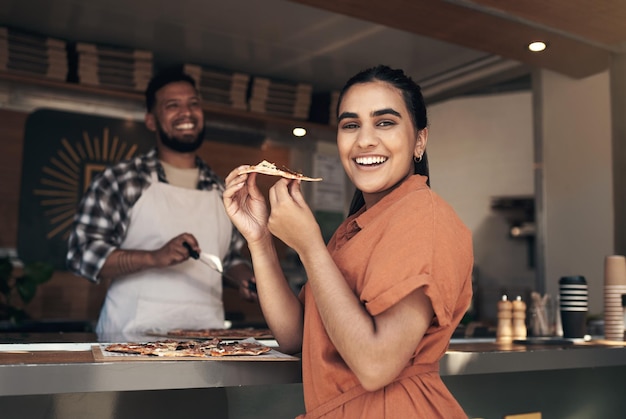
[225,165,250,183]
[269,178,297,205]
[288,179,306,206]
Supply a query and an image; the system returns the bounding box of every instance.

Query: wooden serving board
[92,345,299,362]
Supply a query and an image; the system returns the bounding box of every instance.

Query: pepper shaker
[496,295,513,344]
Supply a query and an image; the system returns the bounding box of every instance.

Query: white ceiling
[0,0,505,96]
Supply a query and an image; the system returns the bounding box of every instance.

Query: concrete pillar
[610,53,626,256]
[533,69,613,315]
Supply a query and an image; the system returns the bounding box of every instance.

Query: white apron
[96,172,232,340]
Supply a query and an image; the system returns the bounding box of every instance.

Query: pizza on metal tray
[104,338,271,357]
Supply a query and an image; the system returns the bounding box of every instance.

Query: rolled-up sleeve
[66,170,130,283]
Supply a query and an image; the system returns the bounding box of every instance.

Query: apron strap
[301,362,439,419]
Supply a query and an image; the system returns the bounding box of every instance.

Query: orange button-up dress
[298,175,473,418]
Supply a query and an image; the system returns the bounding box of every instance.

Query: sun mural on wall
[18,109,153,269]
[34,128,139,241]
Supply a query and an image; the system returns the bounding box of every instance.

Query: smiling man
[66,68,256,341]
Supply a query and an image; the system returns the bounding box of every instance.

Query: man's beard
[156,119,205,153]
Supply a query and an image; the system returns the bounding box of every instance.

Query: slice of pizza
[209,340,272,357]
[104,338,221,357]
[104,341,175,356]
[104,342,147,355]
[237,160,322,182]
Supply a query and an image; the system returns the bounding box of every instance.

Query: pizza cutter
[183,241,256,293]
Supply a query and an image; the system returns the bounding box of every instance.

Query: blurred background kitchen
[0,0,623,336]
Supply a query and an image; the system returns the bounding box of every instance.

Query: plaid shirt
[66,148,246,282]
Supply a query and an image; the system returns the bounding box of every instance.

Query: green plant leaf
[16,276,38,304]
[23,261,54,284]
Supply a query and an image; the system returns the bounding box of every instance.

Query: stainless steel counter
[1,338,626,418]
[442,337,626,375]
[443,338,626,419]
[0,340,305,419]
[0,341,301,397]
[3,339,626,395]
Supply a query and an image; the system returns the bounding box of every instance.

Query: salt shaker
[496,295,513,344]
[512,296,527,340]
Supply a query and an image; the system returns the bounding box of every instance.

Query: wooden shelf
[0,71,336,140]
[0,71,142,102]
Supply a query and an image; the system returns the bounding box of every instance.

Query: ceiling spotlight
[528,41,547,52]
[292,127,307,137]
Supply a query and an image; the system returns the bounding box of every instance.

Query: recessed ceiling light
[292,127,307,137]
[528,41,547,52]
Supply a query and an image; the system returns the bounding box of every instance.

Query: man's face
[147,81,205,153]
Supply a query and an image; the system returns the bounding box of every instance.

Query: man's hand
[99,233,199,280]
[224,262,258,302]
[151,233,199,268]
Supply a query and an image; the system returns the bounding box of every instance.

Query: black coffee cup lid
[559,275,587,285]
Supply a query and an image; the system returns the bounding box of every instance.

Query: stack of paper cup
[604,255,626,341]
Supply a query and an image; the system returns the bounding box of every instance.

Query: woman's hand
[223,167,270,244]
[267,178,322,253]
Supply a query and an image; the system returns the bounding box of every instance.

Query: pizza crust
[238,160,322,182]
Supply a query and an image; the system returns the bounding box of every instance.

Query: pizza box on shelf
[0,26,68,81]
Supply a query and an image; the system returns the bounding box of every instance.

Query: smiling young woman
[222,65,473,418]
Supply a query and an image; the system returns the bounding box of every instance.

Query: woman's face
[337,80,427,209]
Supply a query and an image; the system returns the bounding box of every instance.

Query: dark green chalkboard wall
[17,108,154,269]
